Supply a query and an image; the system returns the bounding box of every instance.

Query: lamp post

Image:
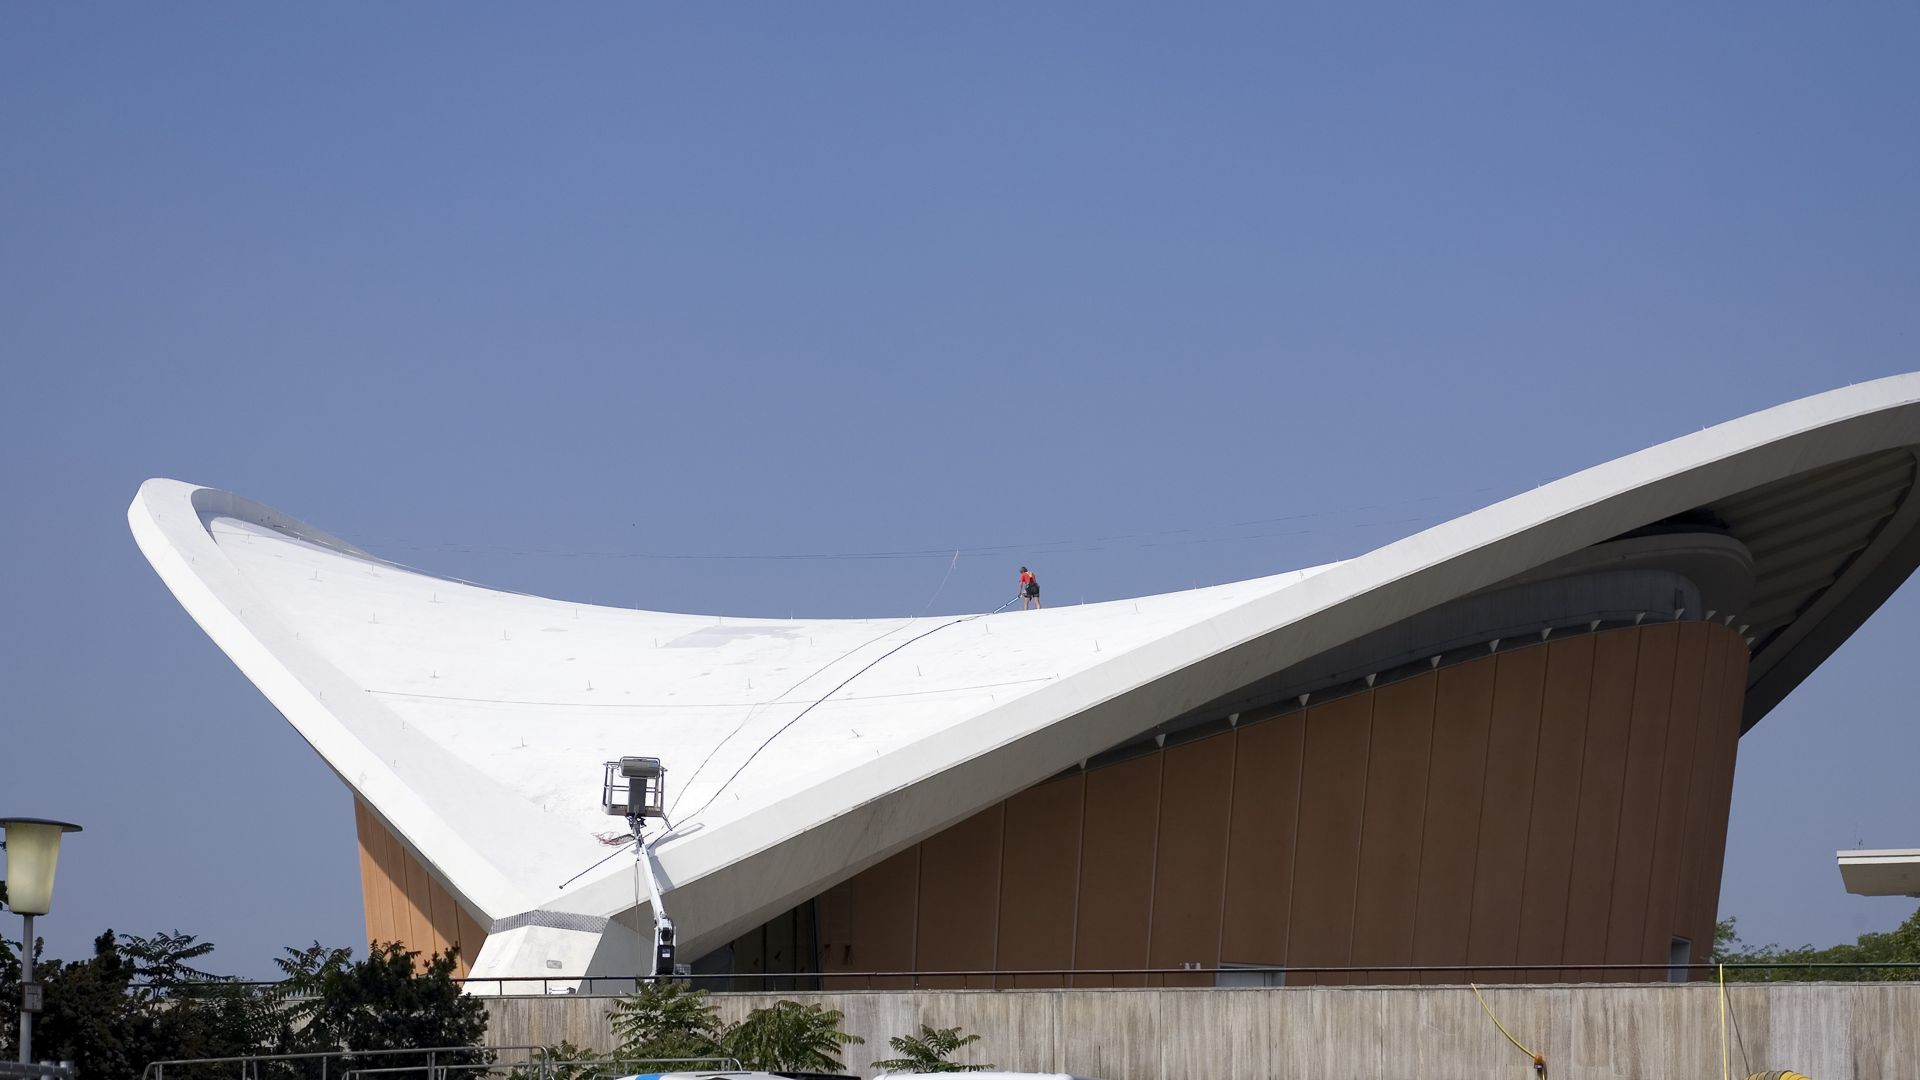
[2,818,81,1065]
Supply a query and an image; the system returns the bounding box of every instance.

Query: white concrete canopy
[130,373,1920,984]
[1837,849,1920,897]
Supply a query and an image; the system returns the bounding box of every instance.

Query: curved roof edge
[130,373,1920,970]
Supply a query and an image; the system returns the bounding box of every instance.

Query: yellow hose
[1725,970,1811,1080]
[1470,982,1545,1075]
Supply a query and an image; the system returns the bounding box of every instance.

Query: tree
[607,981,728,1066]
[872,1024,992,1073]
[299,942,486,1070]
[1715,907,1920,982]
[504,1040,601,1080]
[722,1000,863,1074]
[21,929,276,1080]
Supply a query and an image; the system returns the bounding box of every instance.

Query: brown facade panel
[1349,672,1437,982]
[816,881,858,988]
[454,905,487,971]
[764,906,798,981]
[354,801,394,948]
[995,775,1085,987]
[352,798,482,976]
[1073,754,1164,986]
[1145,733,1237,986]
[1409,658,1496,980]
[1561,628,1641,967]
[381,827,416,955]
[1218,712,1306,967]
[1606,623,1679,967]
[1676,628,1733,964]
[1286,694,1375,984]
[846,847,919,987]
[594,624,1756,988]
[1695,638,1750,959]
[734,917,768,984]
[1640,622,1710,966]
[1466,646,1548,971]
[1514,634,1595,980]
[916,804,1005,988]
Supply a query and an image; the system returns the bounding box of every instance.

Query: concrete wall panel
[487,982,1920,1080]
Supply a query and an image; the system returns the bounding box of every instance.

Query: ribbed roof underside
[1716,448,1916,649]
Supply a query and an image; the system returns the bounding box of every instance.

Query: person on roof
[1019,566,1041,610]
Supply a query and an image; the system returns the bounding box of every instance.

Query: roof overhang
[1837,849,1920,897]
[129,374,1920,978]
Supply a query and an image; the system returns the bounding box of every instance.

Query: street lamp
[1,818,81,1066]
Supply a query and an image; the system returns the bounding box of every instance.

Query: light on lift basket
[603,757,667,818]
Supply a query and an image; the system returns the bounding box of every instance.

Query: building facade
[131,376,1920,987]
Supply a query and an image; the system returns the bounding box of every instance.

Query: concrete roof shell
[129,373,1920,981]
[1836,849,1920,897]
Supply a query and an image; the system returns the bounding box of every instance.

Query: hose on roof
[669,593,1024,826]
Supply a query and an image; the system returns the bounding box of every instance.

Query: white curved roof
[129,373,1920,980]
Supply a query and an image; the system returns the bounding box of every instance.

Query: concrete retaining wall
[483,983,1920,1079]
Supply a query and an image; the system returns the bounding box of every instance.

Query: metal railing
[557,1057,743,1078]
[140,1049,753,1080]
[131,960,1920,999]
[337,1058,742,1080]
[441,960,1920,994]
[142,1044,551,1080]
[0,1064,77,1080]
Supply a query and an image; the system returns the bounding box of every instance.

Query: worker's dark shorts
[1025,584,1040,598]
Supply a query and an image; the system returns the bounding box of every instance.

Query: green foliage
[607,986,863,1074]
[1,931,487,1080]
[6,930,279,1080]
[301,941,488,1067]
[1715,908,1920,981]
[722,1000,863,1073]
[872,1024,992,1073]
[504,1039,602,1080]
[607,981,727,1064]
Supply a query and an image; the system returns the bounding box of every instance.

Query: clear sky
[3,4,1917,977]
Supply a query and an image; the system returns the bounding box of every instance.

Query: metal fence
[141,1044,550,1080]
[440,960,1920,995]
[0,1064,77,1080]
[130,960,1920,999]
[138,1048,749,1080]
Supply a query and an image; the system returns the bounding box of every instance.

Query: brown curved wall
[815,621,1748,985]
[354,799,488,976]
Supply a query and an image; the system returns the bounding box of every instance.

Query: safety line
[671,594,1023,825]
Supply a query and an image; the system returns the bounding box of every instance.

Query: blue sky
[3,4,1917,975]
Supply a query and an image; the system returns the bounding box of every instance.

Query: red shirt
[1019,571,1034,586]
